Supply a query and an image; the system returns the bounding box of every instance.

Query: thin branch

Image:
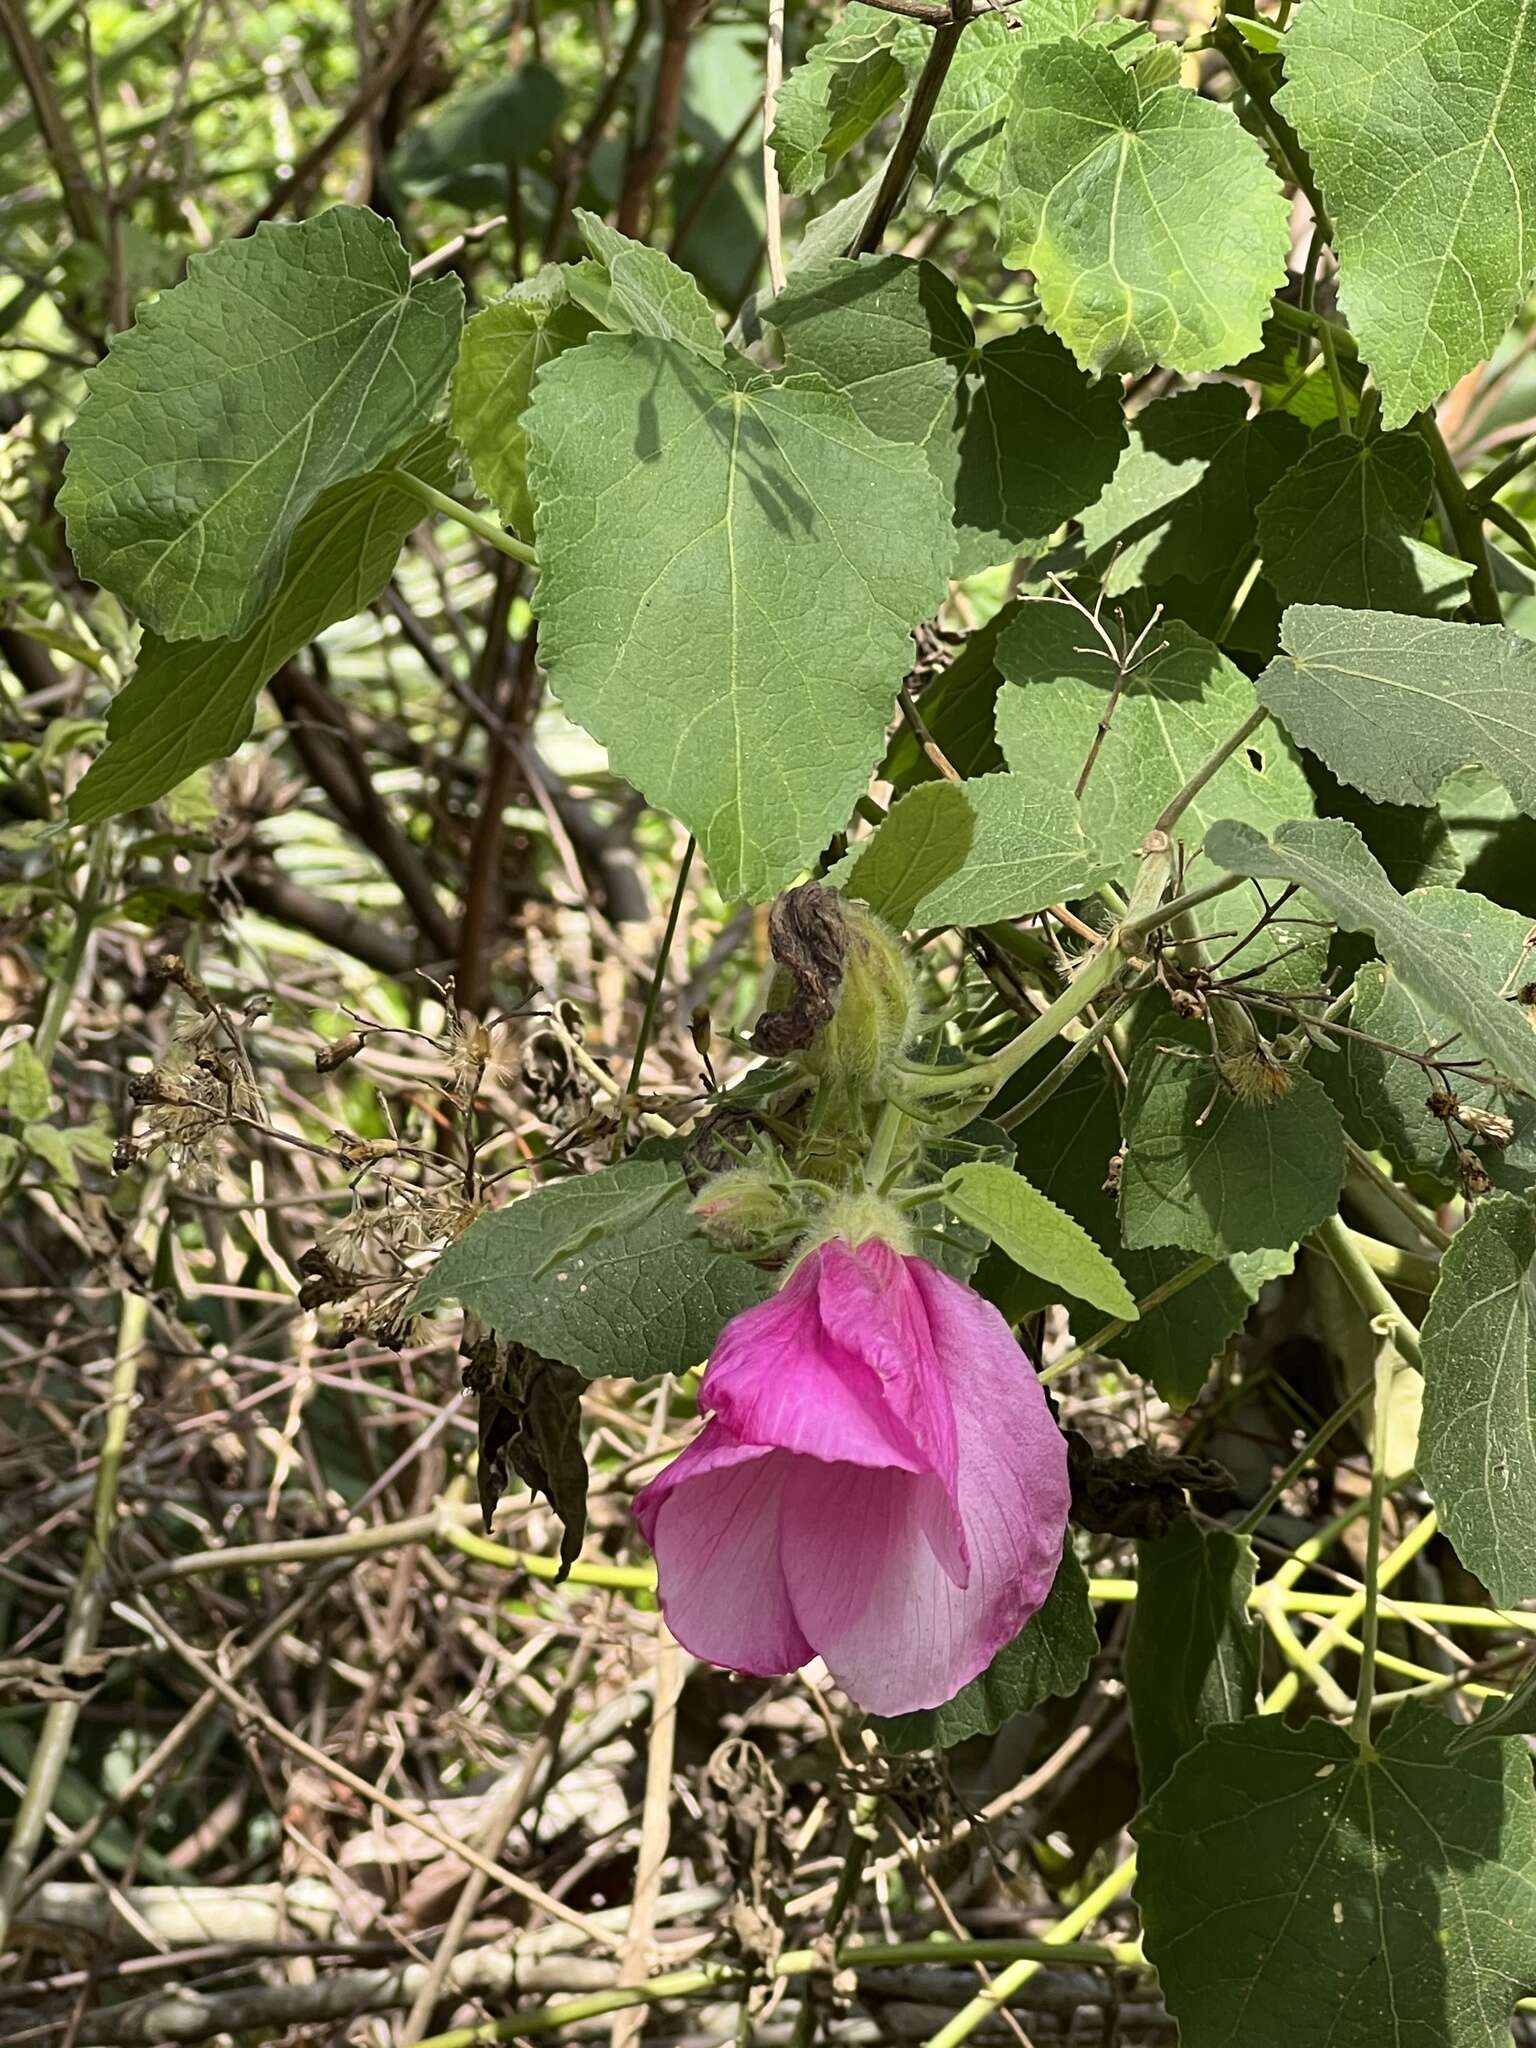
[848,0,972,255]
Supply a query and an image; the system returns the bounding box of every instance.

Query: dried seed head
[1459,1151,1494,1199]
[315,1030,368,1074]
[1452,1103,1515,1148]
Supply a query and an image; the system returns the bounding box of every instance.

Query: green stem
[398,472,538,569]
[1269,298,1357,357]
[413,1933,1145,2048]
[1310,1212,1424,1371]
[618,835,695,1147]
[997,985,1141,1132]
[1235,1376,1375,1536]
[1468,432,1536,506]
[1345,1137,1453,1250]
[33,824,111,1072]
[1416,414,1502,624]
[1037,1257,1219,1384]
[923,1854,1138,2048]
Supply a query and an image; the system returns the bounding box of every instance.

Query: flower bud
[802,903,918,1103]
[690,1168,800,1249]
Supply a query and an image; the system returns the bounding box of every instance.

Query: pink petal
[633,1423,814,1677]
[811,1238,960,1498]
[781,1258,1069,1715]
[702,1241,932,1475]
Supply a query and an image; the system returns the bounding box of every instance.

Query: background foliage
[7,0,1536,2042]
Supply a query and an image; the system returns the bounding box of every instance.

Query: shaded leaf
[1277,0,1536,426]
[941,1158,1138,1319]
[415,1149,772,1380]
[1079,383,1308,596]
[872,1541,1097,1752]
[1205,815,1536,1098]
[1340,890,1536,1194]
[1125,1519,1259,1798]
[998,43,1289,375]
[392,67,564,202]
[1452,1660,1536,1749]
[60,208,462,641]
[524,334,952,900]
[1119,1020,1346,1258]
[840,781,975,928]
[70,427,456,821]
[1256,428,1436,612]
[1420,1193,1536,1607]
[1135,1705,1536,2048]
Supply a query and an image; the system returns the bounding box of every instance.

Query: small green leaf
[1420,1193,1536,1607]
[995,610,1314,872]
[1453,1660,1536,1749]
[1257,604,1536,817]
[70,426,457,821]
[60,207,463,641]
[570,212,723,359]
[24,1122,77,1186]
[1205,815,1536,1099]
[871,1541,1097,1752]
[998,43,1289,375]
[3,1043,51,1122]
[941,1159,1137,1319]
[525,334,952,901]
[1135,1705,1536,2048]
[1125,1519,1260,1798]
[452,271,599,539]
[898,773,1110,927]
[769,12,907,196]
[1119,1021,1346,1259]
[414,1150,772,1380]
[841,781,975,928]
[1277,0,1536,426]
[1256,428,1436,613]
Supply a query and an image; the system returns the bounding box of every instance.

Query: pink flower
[633,1236,1070,1715]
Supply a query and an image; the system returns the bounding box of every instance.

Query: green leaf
[941,1159,1137,1319]
[2,1043,51,1122]
[1420,1193,1536,1606]
[60,207,463,642]
[901,8,1147,214]
[69,426,456,822]
[1205,815,1536,1099]
[898,773,1110,927]
[998,43,1289,375]
[570,212,723,360]
[769,12,907,196]
[1119,1020,1346,1258]
[951,329,1127,574]
[1257,604,1536,817]
[1079,382,1308,595]
[840,780,974,928]
[871,1541,1097,1752]
[1134,1704,1536,2048]
[995,610,1313,873]
[414,1149,772,1380]
[1340,890,1536,1194]
[525,334,952,901]
[767,261,1125,574]
[1277,0,1536,427]
[1125,1519,1260,1798]
[766,255,970,487]
[392,67,564,202]
[451,271,599,540]
[995,1042,1292,1408]
[1452,1660,1536,1749]
[1256,428,1436,613]
[24,1121,77,1186]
